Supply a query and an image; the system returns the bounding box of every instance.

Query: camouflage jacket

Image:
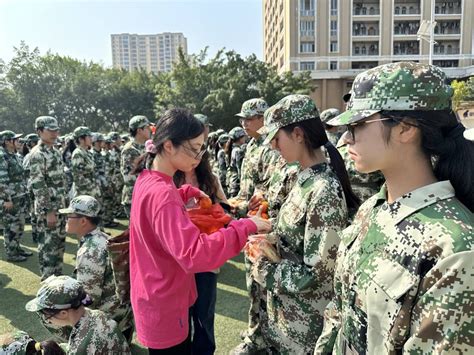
[91,148,107,191]
[28,141,67,215]
[315,181,474,355]
[254,163,348,353]
[226,145,245,196]
[67,308,131,354]
[109,148,123,186]
[238,135,274,201]
[71,147,100,198]
[0,147,27,208]
[120,140,144,205]
[74,228,131,330]
[217,149,228,189]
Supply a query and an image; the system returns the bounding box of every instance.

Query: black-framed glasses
[181,143,207,160]
[37,311,57,322]
[239,116,259,125]
[345,117,395,142]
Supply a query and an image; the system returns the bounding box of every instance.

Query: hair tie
[145,139,157,154]
[447,123,465,139]
[35,342,42,351]
[81,294,92,305]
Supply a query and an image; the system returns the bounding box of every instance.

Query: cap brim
[464,128,474,141]
[58,207,75,215]
[327,109,381,126]
[263,128,279,145]
[46,127,59,131]
[14,134,24,139]
[25,298,43,312]
[235,113,246,118]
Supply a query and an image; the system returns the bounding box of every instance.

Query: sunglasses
[181,142,207,160]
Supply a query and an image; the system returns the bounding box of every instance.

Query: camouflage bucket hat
[229,126,246,140]
[0,331,34,355]
[328,62,453,126]
[91,132,105,143]
[129,115,151,129]
[320,108,341,124]
[236,98,269,118]
[195,113,213,127]
[25,275,86,312]
[217,133,230,144]
[25,133,39,143]
[73,126,92,139]
[58,195,101,217]
[35,116,59,131]
[464,128,474,141]
[215,128,225,135]
[259,94,320,145]
[108,131,120,140]
[0,130,23,141]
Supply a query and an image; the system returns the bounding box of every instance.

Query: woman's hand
[249,206,272,233]
[248,192,264,211]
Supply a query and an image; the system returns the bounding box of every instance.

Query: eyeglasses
[181,142,207,160]
[66,215,83,220]
[239,117,259,125]
[37,311,57,323]
[345,117,395,142]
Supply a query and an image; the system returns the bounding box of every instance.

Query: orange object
[260,201,269,212]
[188,203,233,234]
[199,197,213,209]
[248,200,269,219]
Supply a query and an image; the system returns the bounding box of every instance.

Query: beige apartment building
[111,33,187,73]
[263,0,474,112]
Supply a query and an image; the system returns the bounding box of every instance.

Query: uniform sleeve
[74,241,108,307]
[29,151,53,214]
[120,148,139,187]
[314,301,341,354]
[0,153,11,205]
[154,202,257,273]
[255,187,346,294]
[71,152,91,194]
[402,251,474,354]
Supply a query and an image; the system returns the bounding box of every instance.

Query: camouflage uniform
[58,196,133,332]
[0,330,34,354]
[120,116,150,217]
[25,275,131,354]
[107,132,124,219]
[102,136,118,225]
[29,117,67,280]
[216,134,229,194]
[251,95,348,353]
[71,127,100,198]
[315,62,474,354]
[22,134,40,243]
[226,127,246,198]
[0,131,30,261]
[320,108,343,147]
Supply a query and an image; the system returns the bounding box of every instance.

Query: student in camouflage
[29,116,67,280]
[0,131,33,262]
[90,133,107,197]
[22,133,40,243]
[108,131,124,219]
[58,196,133,340]
[120,115,151,217]
[71,127,100,198]
[314,62,474,354]
[26,275,131,354]
[0,330,64,354]
[250,94,358,354]
[320,108,344,147]
[216,133,230,195]
[101,135,119,227]
[226,127,247,197]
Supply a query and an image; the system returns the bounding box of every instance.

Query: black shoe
[104,221,119,228]
[18,248,33,257]
[7,255,27,262]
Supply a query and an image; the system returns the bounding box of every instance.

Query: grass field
[0,221,249,354]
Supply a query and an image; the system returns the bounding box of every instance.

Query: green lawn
[0,221,248,354]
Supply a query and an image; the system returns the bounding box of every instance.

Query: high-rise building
[111,32,188,73]
[263,0,474,111]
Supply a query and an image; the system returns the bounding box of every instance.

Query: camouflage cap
[25,133,39,143]
[25,275,86,312]
[104,136,113,144]
[0,130,23,141]
[35,116,59,131]
[258,94,320,145]
[58,195,101,217]
[320,108,341,124]
[108,131,120,140]
[92,132,105,143]
[217,133,230,144]
[195,113,213,127]
[235,98,269,118]
[129,115,151,129]
[464,127,474,141]
[215,129,225,135]
[229,126,246,140]
[0,331,34,355]
[73,126,92,139]
[328,62,453,126]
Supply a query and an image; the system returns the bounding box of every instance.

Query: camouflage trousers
[28,190,39,243]
[227,170,240,198]
[243,252,268,349]
[102,186,116,225]
[2,198,27,257]
[113,179,124,218]
[37,214,66,281]
[123,204,131,219]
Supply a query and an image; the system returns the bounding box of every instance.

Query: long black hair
[381,110,474,212]
[174,151,220,203]
[134,108,205,174]
[282,118,360,211]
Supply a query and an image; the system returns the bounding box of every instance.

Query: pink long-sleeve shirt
[129,169,257,349]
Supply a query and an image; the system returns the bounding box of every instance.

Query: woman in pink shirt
[129,108,271,354]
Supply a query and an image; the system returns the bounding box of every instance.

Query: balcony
[352,61,379,70]
[434,41,460,55]
[300,9,315,17]
[353,45,379,56]
[353,5,380,16]
[300,30,315,37]
[394,5,421,15]
[435,1,462,15]
[433,60,459,67]
[434,20,461,35]
[393,41,420,55]
[353,23,379,37]
[393,21,420,35]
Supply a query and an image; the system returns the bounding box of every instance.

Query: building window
[300,20,315,36]
[330,0,338,16]
[300,0,315,16]
[330,20,338,37]
[300,61,315,70]
[330,61,338,70]
[330,41,338,52]
[300,42,315,52]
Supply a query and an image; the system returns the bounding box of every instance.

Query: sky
[0,0,263,67]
